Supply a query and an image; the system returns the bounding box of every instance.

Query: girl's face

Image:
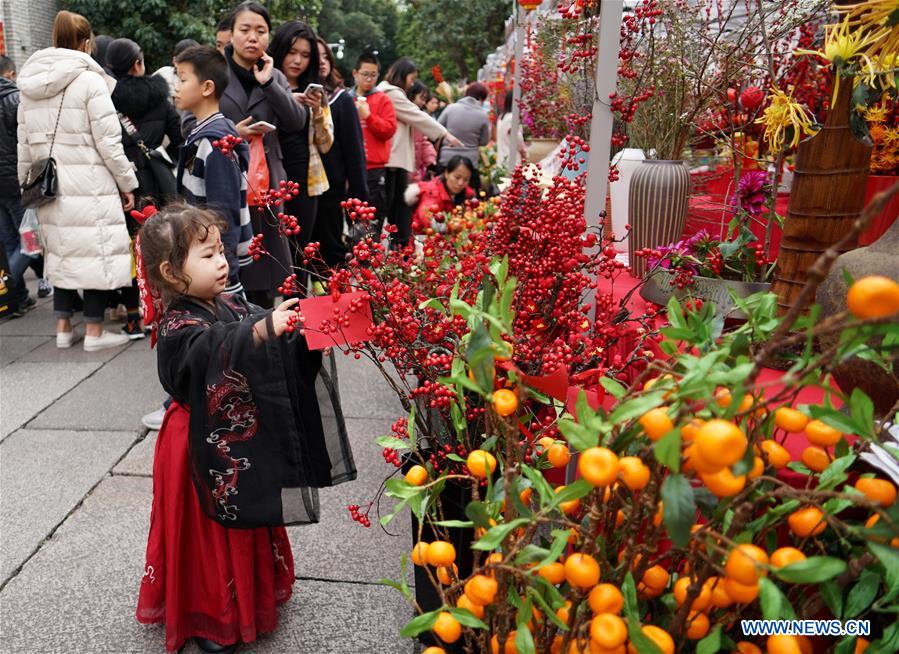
[404,71,418,91]
[171,226,229,302]
[282,37,312,84]
[318,42,331,79]
[426,96,439,113]
[412,92,427,109]
[445,165,471,196]
[231,10,269,65]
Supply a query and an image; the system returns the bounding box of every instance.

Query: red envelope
[298,291,374,350]
[564,385,605,418]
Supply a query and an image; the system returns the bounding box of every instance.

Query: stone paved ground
[0,275,418,654]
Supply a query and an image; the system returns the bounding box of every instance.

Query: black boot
[194,637,237,654]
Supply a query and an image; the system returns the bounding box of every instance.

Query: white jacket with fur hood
[17,48,138,291]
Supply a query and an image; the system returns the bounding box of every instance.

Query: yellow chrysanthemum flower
[755,87,820,153]
[795,16,885,105]
[863,103,892,123]
[839,0,899,60]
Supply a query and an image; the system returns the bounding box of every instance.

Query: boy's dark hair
[268,20,319,89]
[384,57,418,90]
[229,1,271,32]
[174,45,228,100]
[173,38,200,58]
[444,155,475,176]
[354,52,379,71]
[139,204,227,305]
[216,17,232,33]
[464,82,488,102]
[0,55,15,77]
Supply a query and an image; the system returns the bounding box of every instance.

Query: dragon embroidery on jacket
[206,368,258,521]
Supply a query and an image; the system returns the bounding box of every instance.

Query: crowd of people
[0,3,522,653]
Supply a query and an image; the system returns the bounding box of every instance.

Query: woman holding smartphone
[269,20,334,295]
[183,1,307,307]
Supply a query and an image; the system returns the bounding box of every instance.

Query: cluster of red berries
[707,249,724,276]
[426,443,469,476]
[409,379,456,410]
[285,310,302,334]
[211,134,243,156]
[278,273,300,296]
[247,234,267,261]
[257,180,300,209]
[341,198,377,223]
[752,242,767,268]
[347,503,372,528]
[277,212,300,237]
[382,447,403,468]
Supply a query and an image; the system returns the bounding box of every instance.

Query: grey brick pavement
[0,275,417,654]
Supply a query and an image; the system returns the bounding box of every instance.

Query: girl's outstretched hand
[253,298,300,345]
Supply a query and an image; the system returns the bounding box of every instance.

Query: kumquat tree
[320,177,899,654]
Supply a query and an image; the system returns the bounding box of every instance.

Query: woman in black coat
[107,37,184,337]
[310,36,368,281]
[183,2,308,308]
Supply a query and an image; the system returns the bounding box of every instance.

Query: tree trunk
[771,78,873,312]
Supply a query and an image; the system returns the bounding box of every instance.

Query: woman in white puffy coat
[16,10,138,351]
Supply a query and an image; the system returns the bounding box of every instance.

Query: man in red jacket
[352,53,397,241]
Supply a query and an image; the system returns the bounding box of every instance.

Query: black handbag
[21,92,66,209]
[119,114,177,201]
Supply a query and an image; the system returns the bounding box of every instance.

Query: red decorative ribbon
[130,205,163,347]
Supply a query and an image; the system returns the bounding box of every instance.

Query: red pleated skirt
[136,403,295,652]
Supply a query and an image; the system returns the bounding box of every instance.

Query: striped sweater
[176,112,251,295]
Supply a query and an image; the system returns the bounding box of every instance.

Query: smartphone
[303,83,324,96]
[248,120,277,134]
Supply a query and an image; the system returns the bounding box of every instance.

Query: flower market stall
[224,1,899,653]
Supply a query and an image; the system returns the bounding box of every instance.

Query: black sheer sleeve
[155,295,356,529]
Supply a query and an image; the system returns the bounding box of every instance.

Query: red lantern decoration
[518,0,542,11]
[740,86,765,113]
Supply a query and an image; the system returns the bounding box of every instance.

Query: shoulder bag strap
[47,89,66,159]
[118,112,153,159]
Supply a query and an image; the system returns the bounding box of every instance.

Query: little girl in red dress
[134,204,355,653]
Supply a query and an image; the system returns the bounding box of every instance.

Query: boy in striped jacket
[173,45,251,296]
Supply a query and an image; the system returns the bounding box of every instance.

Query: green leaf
[534,529,570,569]
[774,556,847,584]
[399,609,441,637]
[526,586,569,631]
[818,453,857,490]
[385,478,426,500]
[834,637,860,654]
[551,479,593,509]
[844,568,880,618]
[472,518,530,551]
[468,322,496,393]
[375,435,412,450]
[849,388,875,437]
[447,607,488,630]
[465,500,493,529]
[418,297,446,313]
[868,541,899,602]
[433,520,475,528]
[515,602,537,654]
[600,376,627,399]
[521,464,555,506]
[446,453,466,463]
[654,428,682,472]
[558,417,598,452]
[820,581,844,619]
[627,622,662,654]
[696,625,723,654]
[622,570,639,618]
[759,577,797,620]
[868,621,899,654]
[661,474,696,548]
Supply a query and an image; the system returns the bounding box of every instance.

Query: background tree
[315,0,401,79]
[395,0,510,86]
